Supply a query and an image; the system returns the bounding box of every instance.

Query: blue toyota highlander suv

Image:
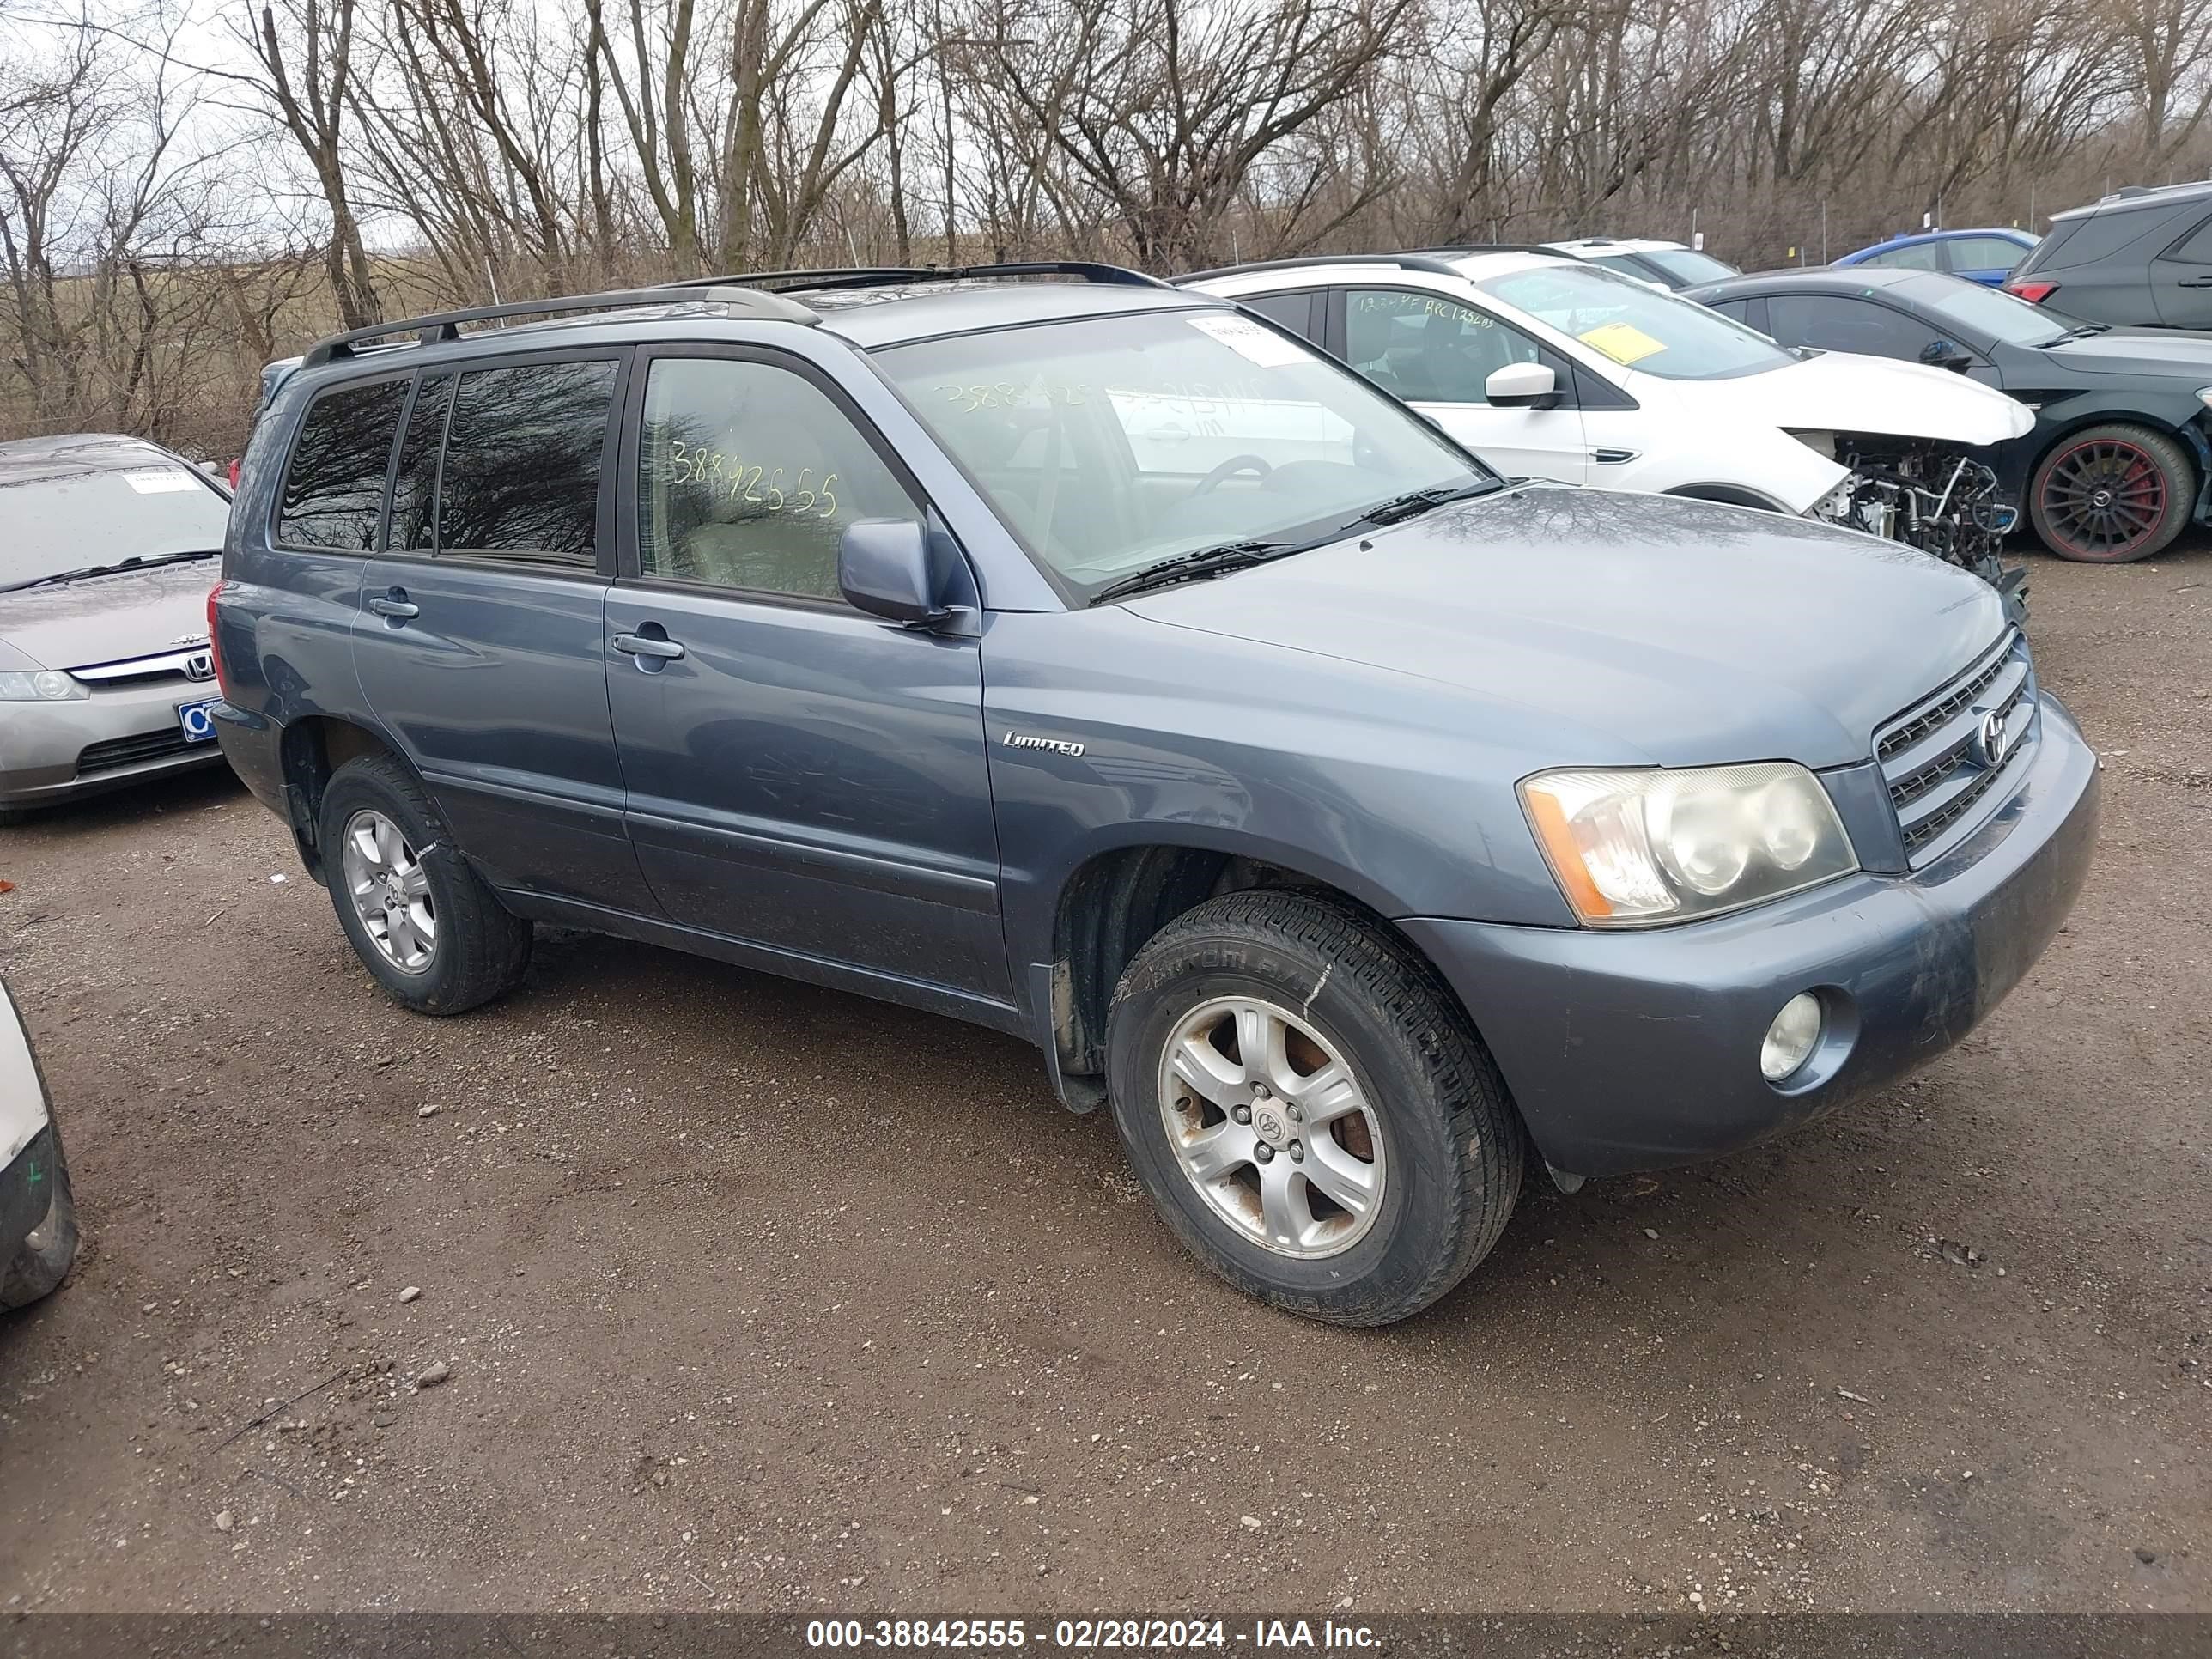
[209,264,2100,1325]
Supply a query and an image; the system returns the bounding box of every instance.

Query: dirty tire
[1105,890,1524,1326]
[2028,423,2194,563]
[318,753,531,1015]
[2,1126,78,1309]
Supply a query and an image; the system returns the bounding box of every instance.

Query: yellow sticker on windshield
[1577,322,1667,365]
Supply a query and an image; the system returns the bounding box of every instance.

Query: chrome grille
[1876,630,2036,864]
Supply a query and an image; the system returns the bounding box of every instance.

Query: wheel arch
[277,714,416,881]
[1663,482,1792,512]
[1036,838,1476,1114]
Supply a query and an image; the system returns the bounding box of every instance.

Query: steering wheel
[1191,454,1273,496]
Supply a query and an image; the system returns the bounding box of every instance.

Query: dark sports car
[1686,266,2212,562]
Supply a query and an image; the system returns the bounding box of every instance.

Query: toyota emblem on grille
[1976,708,2011,768]
[182,651,216,682]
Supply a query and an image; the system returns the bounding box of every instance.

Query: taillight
[206,580,232,698]
[2007,281,2058,304]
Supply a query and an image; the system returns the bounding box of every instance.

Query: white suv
[1181,250,2037,596]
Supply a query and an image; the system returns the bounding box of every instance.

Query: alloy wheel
[2041,438,2167,560]
[340,808,437,975]
[1156,996,1386,1259]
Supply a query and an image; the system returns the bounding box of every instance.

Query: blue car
[209,264,2098,1325]
[1836,228,2040,286]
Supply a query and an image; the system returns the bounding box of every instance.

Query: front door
[351,355,657,912]
[605,348,1006,999]
[1334,286,1589,483]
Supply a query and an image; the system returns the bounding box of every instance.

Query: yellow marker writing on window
[1577,322,1668,366]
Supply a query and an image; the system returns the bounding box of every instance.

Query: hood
[2041,327,2212,378]
[1124,485,2006,769]
[1658,349,2035,445]
[0,558,218,672]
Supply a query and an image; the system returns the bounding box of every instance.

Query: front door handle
[2178,276,2212,289]
[612,631,686,661]
[368,590,418,619]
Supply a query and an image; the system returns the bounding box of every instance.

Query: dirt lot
[1,546,2207,1617]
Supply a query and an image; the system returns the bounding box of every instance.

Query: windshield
[873,308,1492,599]
[1892,272,2092,346]
[1,461,230,587]
[1638,247,1739,286]
[1475,264,1797,380]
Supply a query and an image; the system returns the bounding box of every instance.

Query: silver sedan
[0,434,234,819]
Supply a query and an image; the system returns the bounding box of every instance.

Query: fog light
[1760,992,1823,1082]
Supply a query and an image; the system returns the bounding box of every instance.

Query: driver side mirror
[1919,338,1973,374]
[1485,361,1561,409]
[839,519,951,628]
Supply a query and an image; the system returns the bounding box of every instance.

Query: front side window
[637,356,923,601]
[1474,264,1796,380]
[436,360,616,567]
[277,378,408,551]
[1343,288,1543,404]
[1765,295,1929,361]
[873,307,1490,600]
[1861,241,1945,270]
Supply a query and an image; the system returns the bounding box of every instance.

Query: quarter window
[437,360,616,567]
[1343,288,1541,404]
[636,356,922,601]
[1237,290,1318,339]
[276,379,408,551]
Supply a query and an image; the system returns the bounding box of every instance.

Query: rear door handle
[368,590,418,619]
[611,632,686,661]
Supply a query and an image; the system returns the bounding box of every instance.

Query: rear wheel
[2029,424,2194,562]
[318,753,532,1014]
[1104,890,1524,1326]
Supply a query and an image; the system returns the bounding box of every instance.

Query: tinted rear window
[436,361,616,566]
[3,461,231,586]
[278,379,409,550]
[2039,205,2179,269]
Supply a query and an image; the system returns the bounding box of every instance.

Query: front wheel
[2029,424,2194,562]
[3,1127,78,1309]
[1105,890,1524,1326]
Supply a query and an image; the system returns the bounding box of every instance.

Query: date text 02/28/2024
[804,1619,1381,1650]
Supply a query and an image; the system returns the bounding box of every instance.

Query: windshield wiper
[0,549,219,596]
[1335,478,1500,532]
[1091,539,1297,604]
[2039,323,2110,346]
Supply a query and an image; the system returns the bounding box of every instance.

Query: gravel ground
[0,545,2206,1616]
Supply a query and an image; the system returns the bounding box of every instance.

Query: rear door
[603,347,1005,997]
[2150,210,2212,329]
[351,351,657,913]
[1329,285,1589,483]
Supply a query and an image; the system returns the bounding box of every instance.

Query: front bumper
[0,1123,61,1264]
[0,678,228,811]
[1403,691,2100,1178]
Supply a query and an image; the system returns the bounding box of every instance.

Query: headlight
[0,670,87,702]
[1520,762,1857,927]
[2197,387,2211,410]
